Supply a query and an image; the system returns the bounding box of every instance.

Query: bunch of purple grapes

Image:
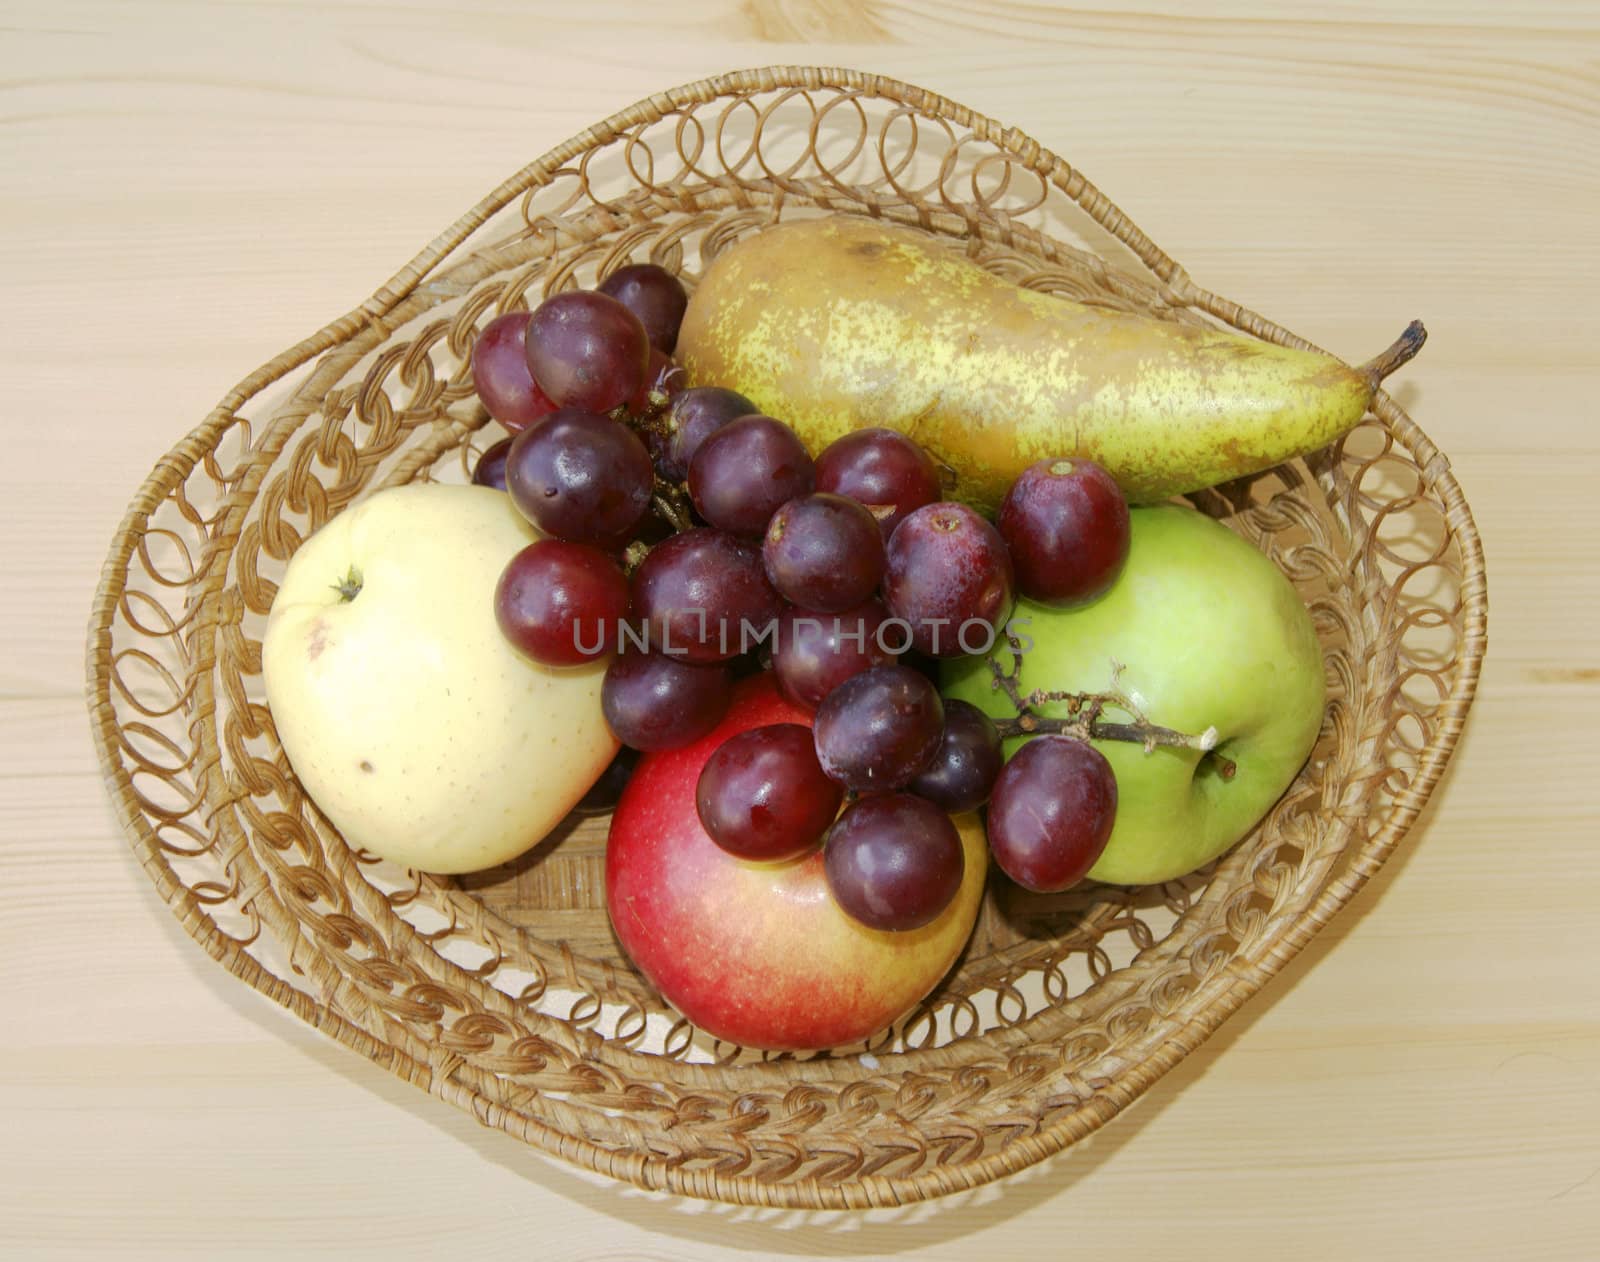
[469,262,1136,928]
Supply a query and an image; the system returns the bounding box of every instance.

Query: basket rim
[85,64,1488,1210]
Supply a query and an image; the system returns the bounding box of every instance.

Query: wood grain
[3,0,1598,1255]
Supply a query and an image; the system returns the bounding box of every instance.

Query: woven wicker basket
[87,67,1486,1209]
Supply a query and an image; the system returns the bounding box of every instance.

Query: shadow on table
[137,714,1465,1252]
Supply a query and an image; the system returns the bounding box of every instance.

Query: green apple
[944,504,1325,885]
[263,483,617,874]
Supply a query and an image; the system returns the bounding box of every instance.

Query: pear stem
[1358,319,1428,388]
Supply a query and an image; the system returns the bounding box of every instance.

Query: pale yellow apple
[262,483,617,873]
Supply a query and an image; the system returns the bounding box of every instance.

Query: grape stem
[986,634,1233,774]
[621,539,653,577]
[619,484,693,575]
[650,483,695,534]
[616,397,700,537]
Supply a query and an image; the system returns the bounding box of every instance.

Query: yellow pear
[677,216,1423,507]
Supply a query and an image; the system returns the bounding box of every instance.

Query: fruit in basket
[631,528,782,663]
[762,492,885,613]
[598,262,689,354]
[813,664,944,792]
[471,436,513,490]
[526,290,650,414]
[262,484,617,874]
[504,408,653,547]
[602,651,733,751]
[998,457,1130,607]
[823,794,965,932]
[677,215,1425,507]
[494,539,630,667]
[470,311,559,434]
[943,504,1326,884]
[986,735,1118,892]
[651,385,757,480]
[815,426,944,540]
[626,348,685,419]
[907,698,1003,813]
[687,413,815,537]
[606,675,987,1051]
[695,722,842,862]
[770,599,899,709]
[883,501,1014,658]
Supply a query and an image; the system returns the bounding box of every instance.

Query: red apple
[606,674,988,1051]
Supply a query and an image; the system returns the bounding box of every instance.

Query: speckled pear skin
[677,216,1375,507]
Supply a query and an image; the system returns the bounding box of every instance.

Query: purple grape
[696,723,842,862]
[688,414,815,538]
[472,436,513,490]
[631,528,782,663]
[812,664,943,792]
[495,541,629,667]
[772,600,898,710]
[815,428,943,540]
[824,794,964,931]
[470,311,558,433]
[601,651,733,751]
[598,263,688,354]
[987,736,1117,892]
[998,458,1130,606]
[504,409,653,547]
[653,386,758,481]
[883,502,1014,658]
[525,290,649,413]
[762,493,886,613]
[907,699,1002,813]
[625,348,685,420]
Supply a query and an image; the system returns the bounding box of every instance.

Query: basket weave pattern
[87,68,1485,1208]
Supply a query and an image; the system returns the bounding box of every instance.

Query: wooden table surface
[4,1,1597,1256]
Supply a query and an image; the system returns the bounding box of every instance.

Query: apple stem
[330,565,363,602]
[987,645,1220,755]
